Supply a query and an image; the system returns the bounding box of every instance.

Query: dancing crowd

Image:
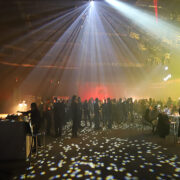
[24,96,180,140]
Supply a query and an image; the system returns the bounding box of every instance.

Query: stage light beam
[90,0,94,7]
[105,0,180,49]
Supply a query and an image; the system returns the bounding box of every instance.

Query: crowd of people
[23,96,180,142]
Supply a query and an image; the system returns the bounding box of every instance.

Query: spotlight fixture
[90,0,94,6]
[163,74,172,82]
[164,66,168,71]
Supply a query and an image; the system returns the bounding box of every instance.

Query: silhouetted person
[83,100,90,127]
[107,98,112,129]
[118,98,123,123]
[71,95,79,138]
[19,103,41,152]
[129,98,134,122]
[122,100,128,122]
[144,108,150,123]
[53,97,61,137]
[150,106,159,133]
[44,99,52,136]
[88,98,94,127]
[65,100,72,123]
[77,97,82,128]
[60,100,66,126]
[38,100,44,130]
[157,112,170,138]
[167,97,172,108]
[112,99,118,125]
[94,98,100,130]
[102,100,107,127]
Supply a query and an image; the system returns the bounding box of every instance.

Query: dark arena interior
[0,0,180,179]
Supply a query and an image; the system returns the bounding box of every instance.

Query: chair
[33,131,46,155]
[28,127,46,163]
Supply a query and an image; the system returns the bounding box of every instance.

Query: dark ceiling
[0,0,180,112]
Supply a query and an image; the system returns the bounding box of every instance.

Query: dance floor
[2,122,180,180]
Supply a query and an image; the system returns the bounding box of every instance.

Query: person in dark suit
[94,98,100,130]
[71,95,79,138]
[117,98,123,123]
[102,99,107,127]
[60,100,66,127]
[44,99,52,136]
[77,97,82,128]
[19,102,41,152]
[53,97,62,137]
[107,98,112,129]
[157,112,170,138]
[19,103,41,133]
[83,100,90,127]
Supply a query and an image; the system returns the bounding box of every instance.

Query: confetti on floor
[12,121,180,180]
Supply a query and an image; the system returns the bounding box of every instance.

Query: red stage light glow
[154,0,158,22]
[78,83,113,101]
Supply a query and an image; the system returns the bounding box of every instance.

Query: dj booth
[0,120,31,161]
